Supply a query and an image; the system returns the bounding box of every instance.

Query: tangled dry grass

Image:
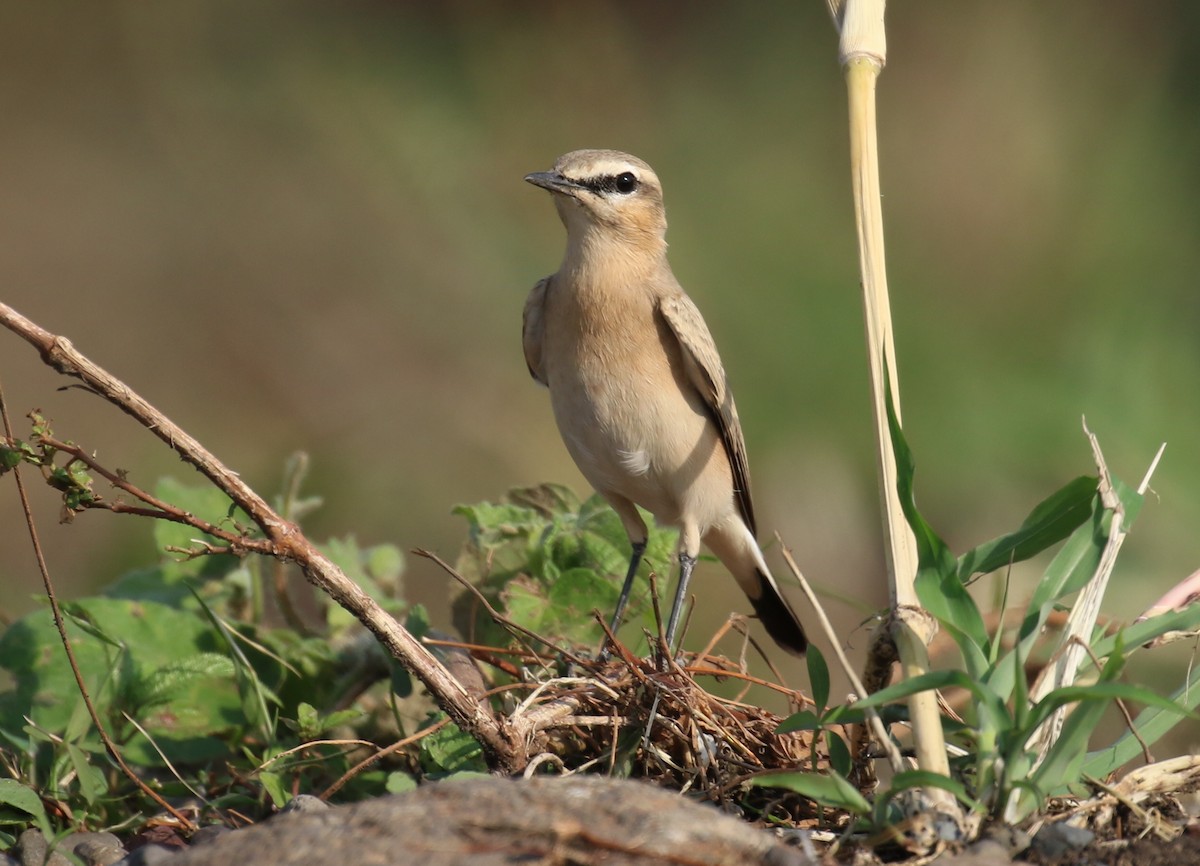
[472,639,854,831]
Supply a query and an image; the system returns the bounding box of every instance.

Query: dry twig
[0,302,522,772]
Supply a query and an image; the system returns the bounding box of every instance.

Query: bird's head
[525,150,667,247]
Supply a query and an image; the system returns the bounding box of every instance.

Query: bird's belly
[548,359,727,527]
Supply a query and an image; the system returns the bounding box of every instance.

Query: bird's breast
[542,282,724,519]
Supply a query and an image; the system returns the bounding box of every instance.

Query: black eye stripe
[575,172,640,195]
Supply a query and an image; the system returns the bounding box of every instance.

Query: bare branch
[0,302,523,772]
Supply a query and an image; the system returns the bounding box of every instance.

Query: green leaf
[885,378,985,648]
[957,476,1098,581]
[749,771,870,815]
[776,710,821,734]
[365,544,406,587]
[0,779,49,828]
[287,703,364,740]
[807,646,830,714]
[826,730,852,778]
[385,772,417,794]
[1082,656,1200,777]
[296,702,319,738]
[915,583,990,676]
[1026,646,1131,805]
[130,653,238,710]
[884,386,956,580]
[154,478,253,581]
[1026,681,1194,734]
[66,743,108,806]
[0,597,231,740]
[259,771,288,808]
[419,720,486,775]
[853,668,1010,735]
[0,443,25,470]
[453,486,677,649]
[1087,606,1200,663]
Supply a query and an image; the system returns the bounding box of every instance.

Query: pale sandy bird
[522,149,807,657]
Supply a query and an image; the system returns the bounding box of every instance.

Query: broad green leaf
[453,486,678,649]
[499,575,551,633]
[546,568,619,622]
[419,720,485,775]
[0,598,225,737]
[365,544,406,587]
[385,772,417,794]
[153,478,253,581]
[296,702,319,738]
[130,653,237,710]
[0,778,48,827]
[748,770,870,815]
[956,476,1098,581]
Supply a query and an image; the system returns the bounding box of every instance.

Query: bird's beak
[524,171,583,195]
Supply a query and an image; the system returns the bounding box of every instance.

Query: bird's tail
[747,569,808,656]
[704,519,808,656]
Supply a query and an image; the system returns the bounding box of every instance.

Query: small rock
[973,823,1032,856]
[72,838,126,866]
[115,844,178,866]
[15,828,67,866]
[280,795,328,815]
[1030,821,1095,859]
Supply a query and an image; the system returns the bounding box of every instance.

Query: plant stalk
[828,0,955,801]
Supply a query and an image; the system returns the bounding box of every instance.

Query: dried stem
[827,0,957,822]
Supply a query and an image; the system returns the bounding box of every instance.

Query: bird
[522,149,807,659]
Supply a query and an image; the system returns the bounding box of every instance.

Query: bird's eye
[614,172,639,194]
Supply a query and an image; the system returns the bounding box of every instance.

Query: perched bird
[522,149,807,658]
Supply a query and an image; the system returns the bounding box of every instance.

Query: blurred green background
[1,2,1198,709]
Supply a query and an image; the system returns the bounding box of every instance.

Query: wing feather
[659,293,757,536]
[522,277,550,386]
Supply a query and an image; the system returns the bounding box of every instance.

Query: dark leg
[598,540,646,661]
[662,552,697,658]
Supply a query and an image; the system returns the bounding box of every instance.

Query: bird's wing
[659,293,757,537]
[522,277,550,386]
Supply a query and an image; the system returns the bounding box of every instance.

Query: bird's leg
[598,540,646,661]
[661,551,697,665]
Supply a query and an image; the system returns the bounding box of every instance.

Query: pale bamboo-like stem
[827,0,955,805]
